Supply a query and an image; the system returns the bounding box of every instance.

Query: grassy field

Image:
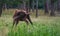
[0,9,60,36]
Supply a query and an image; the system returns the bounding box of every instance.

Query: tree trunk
[27,0,30,12]
[0,4,3,17]
[32,0,35,12]
[36,0,38,17]
[18,4,21,9]
[44,0,49,14]
[28,0,32,12]
[57,0,60,11]
[23,0,26,10]
[3,3,7,11]
[28,0,31,12]
[0,0,3,17]
[50,0,55,16]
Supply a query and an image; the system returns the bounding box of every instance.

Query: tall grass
[0,9,60,36]
[7,22,60,36]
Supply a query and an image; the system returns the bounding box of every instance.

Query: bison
[13,9,33,26]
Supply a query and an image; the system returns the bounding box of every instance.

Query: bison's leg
[13,20,15,26]
[25,19,29,25]
[13,16,19,26]
[15,20,19,26]
[27,15,33,25]
[12,19,16,28]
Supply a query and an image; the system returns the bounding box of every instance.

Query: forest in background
[0,0,60,17]
[0,0,58,9]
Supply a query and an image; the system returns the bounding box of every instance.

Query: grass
[0,9,60,36]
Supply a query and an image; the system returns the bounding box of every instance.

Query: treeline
[0,0,60,17]
[1,0,57,9]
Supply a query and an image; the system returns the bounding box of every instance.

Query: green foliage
[0,0,58,9]
[38,0,45,9]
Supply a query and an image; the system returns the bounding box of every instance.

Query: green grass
[0,9,60,36]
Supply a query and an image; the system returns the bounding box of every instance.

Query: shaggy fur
[13,9,33,26]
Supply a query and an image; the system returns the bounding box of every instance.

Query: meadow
[0,9,60,36]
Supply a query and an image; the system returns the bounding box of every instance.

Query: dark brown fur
[13,10,33,26]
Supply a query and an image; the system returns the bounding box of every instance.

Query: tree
[32,0,35,12]
[57,0,60,11]
[50,0,55,16]
[22,0,26,10]
[26,0,30,12]
[35,0,38,17]
[0,0,3,17]
[44,0,49,14]
[3,3,7,11]
[28,0,31,12]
